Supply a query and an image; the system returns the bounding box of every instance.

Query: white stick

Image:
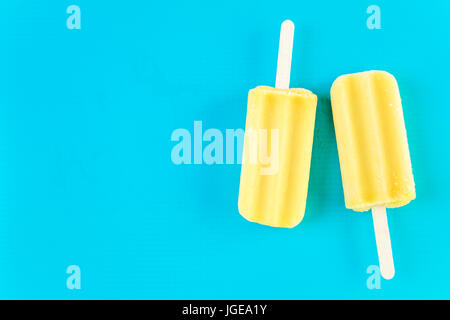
[372,206,395,279]
[275,20,295,89]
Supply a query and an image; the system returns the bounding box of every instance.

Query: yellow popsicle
[330,70,415,211]
[238,86,317,228]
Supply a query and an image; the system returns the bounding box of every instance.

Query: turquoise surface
[0,0,449,299]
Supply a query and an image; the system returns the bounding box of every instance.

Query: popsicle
[330,70,415,279]
[238,20,317,228]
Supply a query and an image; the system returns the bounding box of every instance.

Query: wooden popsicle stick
[372,206,395,279]
[275,20,294,89]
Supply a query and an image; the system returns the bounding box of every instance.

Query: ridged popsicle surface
[238,86,317,227]
[330,71,415,211]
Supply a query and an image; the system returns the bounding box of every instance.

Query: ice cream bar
[330,70,415,211]
[238,20,317,228]
[330,70,415,279]
[238,86,317,227]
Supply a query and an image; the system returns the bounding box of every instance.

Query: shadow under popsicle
[303,95,342,224]
[302,95,367,272]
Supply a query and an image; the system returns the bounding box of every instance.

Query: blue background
[0,0,449,299]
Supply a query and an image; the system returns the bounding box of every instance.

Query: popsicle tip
[281,19,294,30]
[275,19,295,89]
[381,265,395,280]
